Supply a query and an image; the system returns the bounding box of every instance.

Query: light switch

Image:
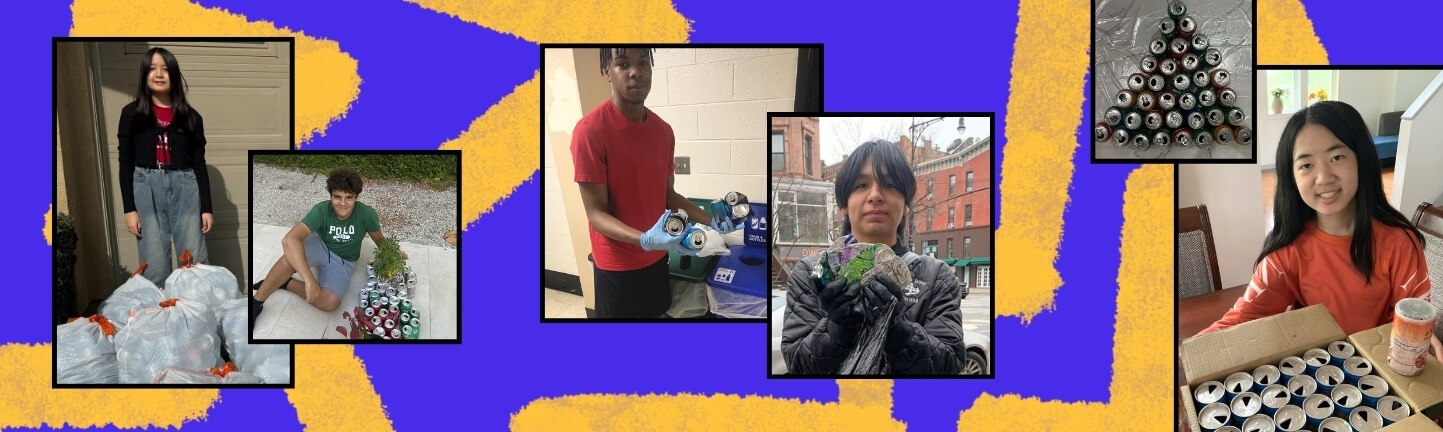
[675,157,690,175]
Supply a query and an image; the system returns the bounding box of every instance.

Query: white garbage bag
[165,249,239,311]
[154,363,265,384]
[98,263,164,326]
[55,315,123,384]
[216,299,291,384]
[115,298,222,384]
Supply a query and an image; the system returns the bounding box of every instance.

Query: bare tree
[828,117,865,161]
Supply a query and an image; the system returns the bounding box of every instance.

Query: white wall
[543,133,578,276]
[1178,164,1267,290]
[1395,71,1443,217]
[1395,71,1441,111]
[1337,70,1388,136]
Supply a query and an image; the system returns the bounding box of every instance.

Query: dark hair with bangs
[834,139,917,249]
[1261,100,1425,285]
[132,47,199,132]
[599,48,656,74]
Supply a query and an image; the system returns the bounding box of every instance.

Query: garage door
[96,40,292,291]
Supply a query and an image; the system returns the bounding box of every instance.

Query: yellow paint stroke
[404,0,692,43]
[287,345,393,431]
[512,381,905,432]
[70,0,361,147]
[0,343,218,428]
[1259,0,1329,64]
[44,204,52,246]
[993,0,1089,322]
[958,165,1174,430]
[439,73,544,229]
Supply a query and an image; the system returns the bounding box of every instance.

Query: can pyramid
[1095,0,1253,154]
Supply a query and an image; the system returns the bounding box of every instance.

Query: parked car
[770,293,989,375]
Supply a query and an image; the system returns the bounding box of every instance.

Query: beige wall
[544,47,797,311]
[1178,164,1266,290]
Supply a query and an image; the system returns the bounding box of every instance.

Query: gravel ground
[252,164,458,249]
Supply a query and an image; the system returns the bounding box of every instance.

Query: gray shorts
[302,232,356,298]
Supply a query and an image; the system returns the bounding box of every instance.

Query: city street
[959,284,992,350]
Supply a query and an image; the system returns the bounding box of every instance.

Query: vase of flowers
[1271,88,1285,114]
[1308,88,1329,103]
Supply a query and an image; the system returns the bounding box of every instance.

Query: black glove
[862,274,915,354]
[818,277,864,346]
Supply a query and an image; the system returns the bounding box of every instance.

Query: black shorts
[593,254,671,318]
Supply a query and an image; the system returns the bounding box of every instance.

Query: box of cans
[1179,305,1443,432]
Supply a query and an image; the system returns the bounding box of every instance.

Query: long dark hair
[132,47,198,132]
[834,139,917,249]
[1259,101,1425,285]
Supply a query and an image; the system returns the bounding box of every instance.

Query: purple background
[9,0,1414,430]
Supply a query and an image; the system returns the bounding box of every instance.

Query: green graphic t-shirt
[302,200,381,263]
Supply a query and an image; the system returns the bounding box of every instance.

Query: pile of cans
[1192,341,1411,432]
[355,264,421,340]
[1095,0,1254,154]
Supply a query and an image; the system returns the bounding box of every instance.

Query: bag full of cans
[1189,340,1412,432]
[216,298,291,384]
[97,263,165,327]
[114,298,222,384]
[351,263,422,340]
[154,362,265,385]
[55,315,124,384]
[164,249,240,311]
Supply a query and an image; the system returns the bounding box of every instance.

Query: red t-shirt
[154,105,173,165]
[571,100,675,271]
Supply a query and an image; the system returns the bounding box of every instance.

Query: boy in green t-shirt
[250,168,399,323]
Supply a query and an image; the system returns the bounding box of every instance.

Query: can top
[1260,384,1290,408]
[1304,348,1331,366]
[1241,414,1274,432]
[1195,381,1226,402]
[1318,417,1350,432]
[1316,365,1344,386]
[1226,371,1255,393]
[1357,374,1388,397]
[1349,406,1383,430]
[1287,374,1316,396]
[1253,364,1280,385]
[1377,395,1411,418]
[1199,403,1232,429]
[1216,427,1240,432]
[1278,356,1306,375]
[1396,297,1437,322]
[1343,356,1372,375]
[1273,405,1305,432]
[1303,393,1334,418]
[1330,384,1361,408]
[1231,392,1261,416]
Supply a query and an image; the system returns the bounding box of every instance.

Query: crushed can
[390,328,401,339]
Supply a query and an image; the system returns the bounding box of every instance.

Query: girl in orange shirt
[1201,101,1434,353]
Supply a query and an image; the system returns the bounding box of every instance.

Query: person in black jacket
[781,139,967,375]
[117,47,212,287]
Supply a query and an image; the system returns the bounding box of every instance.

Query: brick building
[908,137,992,290]
[770,116,833,289]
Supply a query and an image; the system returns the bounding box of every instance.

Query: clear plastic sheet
[98,273,165,326]
[165,258,240,311]
[217,299,291,384]
[115,299,222,384]
[55,316,123,384]
[1094,0,1254,160]
[705,283,765,318]
[154,365,265,384]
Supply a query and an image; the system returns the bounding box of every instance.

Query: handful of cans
[355,263,421,340]
[1191,340,1411,432]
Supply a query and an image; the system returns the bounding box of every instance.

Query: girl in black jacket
[118,47,212,287]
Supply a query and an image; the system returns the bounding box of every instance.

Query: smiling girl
[1201,101,1432,340]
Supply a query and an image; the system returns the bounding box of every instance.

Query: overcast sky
[816,116,993,165]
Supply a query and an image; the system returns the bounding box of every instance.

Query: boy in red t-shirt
[571,47,741,318]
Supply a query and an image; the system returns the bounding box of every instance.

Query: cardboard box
[1386,414,1443,431]
[1178,305,1443,432]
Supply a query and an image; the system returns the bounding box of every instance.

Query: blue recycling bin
[706,244,768,318]
[744,202,768,247]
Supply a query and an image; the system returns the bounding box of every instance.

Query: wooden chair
[1177,205,1223,299]
[1411,202,1443,337]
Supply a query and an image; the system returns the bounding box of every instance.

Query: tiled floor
[251,224,458,340]
[544,288,585,319]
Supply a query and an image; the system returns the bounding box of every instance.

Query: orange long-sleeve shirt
[1200,220,1432,336]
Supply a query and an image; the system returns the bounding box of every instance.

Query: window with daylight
[948,207,955,227]
[977,266,991,289]
[964,236,971,257]
[771,131,785,171]
[804,134,813,176]
[924,240,939,257]
[949,175,956,196]
[947,238,953,258]
[966,171,974,193]
[1266,70,1337,115]
[927,178,933,196]
[775,190,831,244]
[965,204,973,227]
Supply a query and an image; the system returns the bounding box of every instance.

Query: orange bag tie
[210,362,238,377]
[178,250,194,269]
[88,315,117,336]
[159,299,179,308]
[129,262,149,279]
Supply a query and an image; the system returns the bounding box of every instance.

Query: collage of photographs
[52,38,461,387]
[1096,0,1443,431]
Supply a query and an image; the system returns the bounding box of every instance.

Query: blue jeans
[133,167,207,288]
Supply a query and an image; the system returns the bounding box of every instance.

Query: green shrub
[253,154,457,190]
[372,237,407,281]
[54,211,78,325]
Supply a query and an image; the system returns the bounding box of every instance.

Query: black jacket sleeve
[780,256,854,375]
[118,104,138,214]
[886,259,968,375]
[189,111,212,214]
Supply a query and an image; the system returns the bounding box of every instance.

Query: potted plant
[1270,88,1286,114]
